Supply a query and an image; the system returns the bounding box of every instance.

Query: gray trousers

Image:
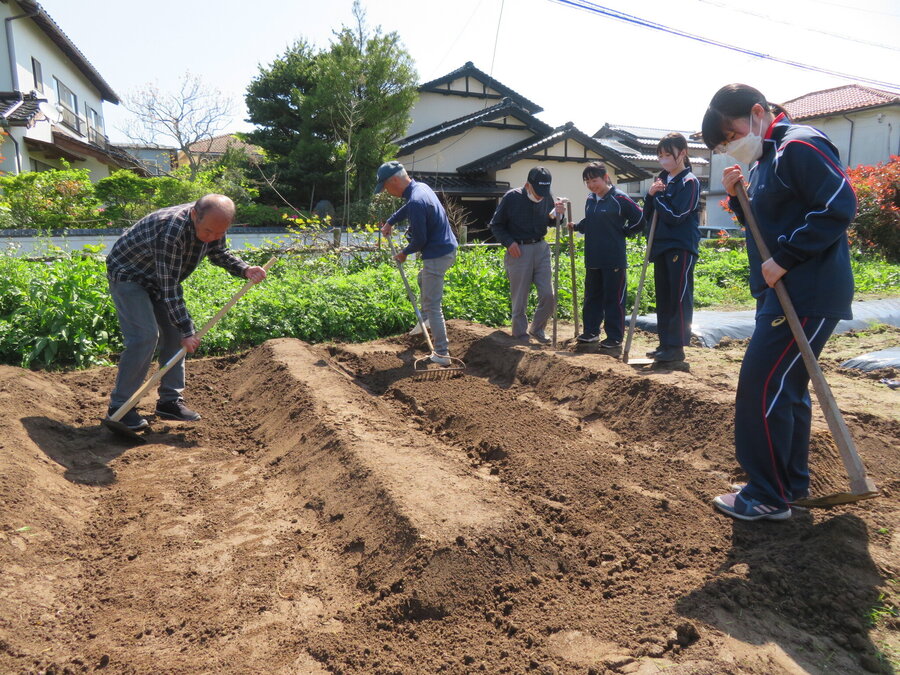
[108,279,185,409]
[504,241,555,337]
[417,251,456,355]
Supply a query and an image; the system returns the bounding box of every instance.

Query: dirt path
[1,322,897,674]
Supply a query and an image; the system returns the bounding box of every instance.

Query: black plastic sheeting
[635,297,900,348]
[840,347,900,372]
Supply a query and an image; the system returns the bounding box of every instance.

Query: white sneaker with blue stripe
[713,491,791,521]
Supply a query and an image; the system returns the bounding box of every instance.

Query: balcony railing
[59,105,81,134]
[88,126,108,149]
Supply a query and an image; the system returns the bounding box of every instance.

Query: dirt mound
[1,322,897,674]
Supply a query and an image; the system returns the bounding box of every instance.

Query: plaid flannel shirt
[106,202,249,337]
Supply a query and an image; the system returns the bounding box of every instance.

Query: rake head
[413,353,467,380]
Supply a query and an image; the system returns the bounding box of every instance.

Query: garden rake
[385,234,465,379]
[735,183,877,508]
[103,256,277,442]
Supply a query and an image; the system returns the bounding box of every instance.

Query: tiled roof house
[394,62,650,234]
[782,84,900,168]
[0,0,145,179]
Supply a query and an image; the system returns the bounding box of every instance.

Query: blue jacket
[643,168,701,257]
[574,186,643,269]
[729,114,855,319]
[489,187,557,248]
[386,180,458,259]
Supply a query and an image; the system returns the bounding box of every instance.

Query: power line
[816,0,900,17]
[697,0,900,52]
[547,0,900,90]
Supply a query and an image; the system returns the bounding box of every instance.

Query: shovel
[566,200,580,339]
[103,256,277,442]
[622,211,658,366]
[552,211,562,348]
[735,182,877,507]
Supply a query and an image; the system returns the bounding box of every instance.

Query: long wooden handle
[552,213,561,348]
[566,201,580,338]
[735,183,875,495]
[110,256,277,422]
[622,211,658,362]
[386,234,436,354]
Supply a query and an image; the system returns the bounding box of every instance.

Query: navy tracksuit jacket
[573,186,643,340]
[642,168,701,349]
[728,114,856,509]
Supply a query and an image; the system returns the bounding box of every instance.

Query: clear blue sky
[36,0,900,144]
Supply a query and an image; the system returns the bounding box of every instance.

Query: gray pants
[108,279,185,409]
[504,241,555,337]
[417,251,456,355]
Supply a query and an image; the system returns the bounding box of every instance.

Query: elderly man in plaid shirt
[105,194,267,430]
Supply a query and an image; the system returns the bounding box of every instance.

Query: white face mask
[525,184,544,202]
[658,155,676,172]
[725,115,764,164]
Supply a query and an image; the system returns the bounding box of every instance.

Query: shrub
[847,156,900,262]
[0,165,101,230]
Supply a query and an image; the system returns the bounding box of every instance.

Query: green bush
[0,241,896,369]
[0,165,101,230]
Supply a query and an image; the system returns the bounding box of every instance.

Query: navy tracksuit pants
[735,314,839,508]
[582,267,627,341]
[653,249,695,348]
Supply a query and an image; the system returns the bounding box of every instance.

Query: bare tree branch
[119,72,234,180]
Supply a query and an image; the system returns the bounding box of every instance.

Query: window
[54,77,81,134]
[32,159,54,172]
[31,58,43,93]
[85,104,105,146]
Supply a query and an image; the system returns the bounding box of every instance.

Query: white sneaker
[430,353,451,366]
[409,319,430,335]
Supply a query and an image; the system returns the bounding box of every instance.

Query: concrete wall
[397,124,533,174]
[802,107,900,168]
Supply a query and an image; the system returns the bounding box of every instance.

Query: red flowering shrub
[847,156,900,261]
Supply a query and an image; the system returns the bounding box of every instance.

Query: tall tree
[121,73,234,181]
[244,3,417,220]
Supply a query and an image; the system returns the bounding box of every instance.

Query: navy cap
[374,160,405,194]
[527,166,552,197]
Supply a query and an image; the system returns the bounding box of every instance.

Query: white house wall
[397,124,534,174]
[405,81,510,136]
[803,108,900,168]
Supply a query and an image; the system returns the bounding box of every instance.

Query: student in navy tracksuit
[642,133,701,363]
[568,162,643,348]
[702,84,856,522]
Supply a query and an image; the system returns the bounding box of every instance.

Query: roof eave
[15,0,120,104]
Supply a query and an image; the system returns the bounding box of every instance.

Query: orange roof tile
[782,84,900,121]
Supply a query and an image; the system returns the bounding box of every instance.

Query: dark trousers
[582,267,627,341]
[735,314,838,508]
[653,249,695,347]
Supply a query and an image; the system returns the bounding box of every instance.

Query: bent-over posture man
[106,194,267,429]
[377,161,458,365]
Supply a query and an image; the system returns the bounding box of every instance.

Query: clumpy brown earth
[1,321,898,675]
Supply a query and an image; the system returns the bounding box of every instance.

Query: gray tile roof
[419,62,542,114]
[397,98,553,155]
[457,122,650,182]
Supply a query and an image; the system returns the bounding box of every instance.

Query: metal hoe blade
[792,491,879,508]
[101,417,147,443]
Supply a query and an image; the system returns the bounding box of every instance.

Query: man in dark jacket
[490,166,565,343]
[378,161,458,364]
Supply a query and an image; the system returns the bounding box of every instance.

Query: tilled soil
[1,321,898,675]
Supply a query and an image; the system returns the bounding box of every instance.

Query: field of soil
[1,321,898,675]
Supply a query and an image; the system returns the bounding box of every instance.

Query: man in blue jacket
[377,161,458,365]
